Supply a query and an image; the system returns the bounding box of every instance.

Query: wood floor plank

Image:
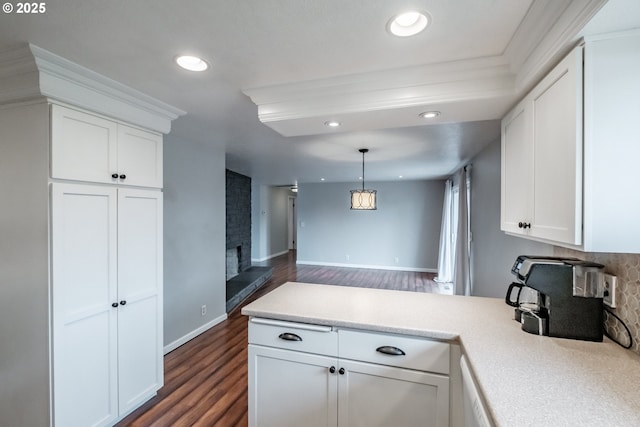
[116,251,437,427]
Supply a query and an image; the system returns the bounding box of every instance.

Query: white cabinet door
[51,105,163,188]
[51,183,119,427]
[530,46,583,245]
[500,100,532,235]
[248,345,338,427]
[117,125,163,188]
[51,105,118,185]
[117,189,163,414]
[338,359,449,427]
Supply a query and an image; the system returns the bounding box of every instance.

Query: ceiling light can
[419,111,440,119]
[175,55,209,72]
[388,11,430,37]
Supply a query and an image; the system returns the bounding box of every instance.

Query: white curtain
[435,179,454,284]
[453,167,472,296]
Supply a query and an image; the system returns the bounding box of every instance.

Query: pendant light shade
[350,148,377,210]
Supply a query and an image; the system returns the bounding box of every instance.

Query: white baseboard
[163,313,228,355]
[251,249,289,263]
[295,260,436,273]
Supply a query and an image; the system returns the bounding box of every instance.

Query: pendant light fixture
[350,148,377,210]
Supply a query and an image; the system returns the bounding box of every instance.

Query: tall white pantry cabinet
[0,45,184,427]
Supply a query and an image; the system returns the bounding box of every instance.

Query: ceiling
[0,0,635,186]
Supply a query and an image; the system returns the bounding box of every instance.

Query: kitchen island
[242,281,640,426]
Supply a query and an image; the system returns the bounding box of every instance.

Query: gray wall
[297,180,444,270]
[470,138,553,297]
[251,185,291,261]
[0,102,51,427]
[163,134,227,348]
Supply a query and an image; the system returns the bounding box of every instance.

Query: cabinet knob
[111,173,119,179]
[518,222,531,229]
[119,174,126,180]
[338,368,345,375]
[111,302,118,308]
[119,300,127,306]
[329,366,336,374]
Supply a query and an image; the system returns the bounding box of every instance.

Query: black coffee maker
[507,255,605,342]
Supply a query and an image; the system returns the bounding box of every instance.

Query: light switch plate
[603,274,617,308]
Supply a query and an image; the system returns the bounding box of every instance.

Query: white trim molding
[0,44,185,133]
[296,260,436,273]
[251,250,290,263]
[163,313,228,355]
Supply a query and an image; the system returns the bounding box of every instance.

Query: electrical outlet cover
[603,274,617,308]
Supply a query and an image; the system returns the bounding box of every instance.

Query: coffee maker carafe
[507,255,605,342]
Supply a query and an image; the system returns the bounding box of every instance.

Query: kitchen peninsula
[242,282,640,426]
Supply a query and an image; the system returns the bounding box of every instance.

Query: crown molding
[505,0,607,93]
[0,44,185,133]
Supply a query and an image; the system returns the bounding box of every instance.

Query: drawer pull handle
[376,346,406,356]
[278,332,302,342]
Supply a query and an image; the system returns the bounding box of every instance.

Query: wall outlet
[201,305,207,316]
[394,257,399,264]
[346,254,350,261]
[603,274,617,308]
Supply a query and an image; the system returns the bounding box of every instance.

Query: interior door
[51,183,118,427]
[117,188,164,414]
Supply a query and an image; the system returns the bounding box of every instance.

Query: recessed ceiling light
[419,111,441,119]
[175,55,209,72]
[320,178,326,181]
[324,120,341,127]
[388,11,430,37]
[399,175,403,179]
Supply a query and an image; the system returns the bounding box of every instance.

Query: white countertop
[241,282,640,426]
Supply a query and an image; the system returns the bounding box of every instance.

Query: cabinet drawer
[338,329,449,374]
[248,318,338,357]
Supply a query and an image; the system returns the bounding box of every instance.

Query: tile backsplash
[554,247,640,354]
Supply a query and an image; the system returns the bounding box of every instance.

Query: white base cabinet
[248,318,449,427]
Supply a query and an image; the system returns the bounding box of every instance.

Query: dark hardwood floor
[116,251,438,427]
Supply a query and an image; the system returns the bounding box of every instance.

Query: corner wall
[470,138,553,297]
[163,134,227,352]
[296,180,444,271]
[251,185,291,262]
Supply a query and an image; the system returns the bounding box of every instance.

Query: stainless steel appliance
[507,255,605,341]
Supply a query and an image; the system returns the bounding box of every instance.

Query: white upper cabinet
[501,45,582,246]
[51,105,163,188]
[501,30,640,252]
[582,30,640,253]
